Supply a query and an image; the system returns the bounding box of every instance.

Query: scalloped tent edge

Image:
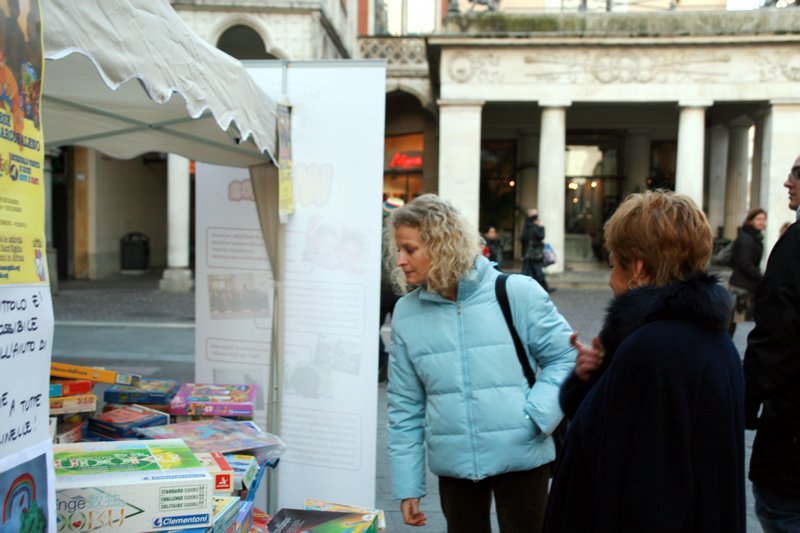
[42,0,278,168]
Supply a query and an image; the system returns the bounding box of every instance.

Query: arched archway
[216,24,277,60]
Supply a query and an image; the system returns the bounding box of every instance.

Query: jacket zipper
[456,301,480,480]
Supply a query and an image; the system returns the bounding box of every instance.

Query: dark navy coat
[545,273,745,533]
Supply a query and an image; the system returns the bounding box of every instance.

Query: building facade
[46,0,800,282]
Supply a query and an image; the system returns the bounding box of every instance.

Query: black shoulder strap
[495,274,536,387]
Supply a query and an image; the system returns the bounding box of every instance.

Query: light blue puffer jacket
[387,256,576,500]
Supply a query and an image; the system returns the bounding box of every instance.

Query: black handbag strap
[495,274,536,388]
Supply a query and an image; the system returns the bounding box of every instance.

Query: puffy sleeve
[509,275,576,435]
[387,328,427,499]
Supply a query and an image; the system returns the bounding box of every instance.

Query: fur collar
[599,272,732,357]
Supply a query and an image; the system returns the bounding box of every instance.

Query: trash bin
[120,232,150,272]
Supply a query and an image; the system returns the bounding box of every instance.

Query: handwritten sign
[0,286,52,457]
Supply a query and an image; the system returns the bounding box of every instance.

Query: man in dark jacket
[520,208,551,292]
[744,153,800,532]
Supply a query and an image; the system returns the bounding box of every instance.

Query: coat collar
[418,255,488,303]
[599,272,732,357]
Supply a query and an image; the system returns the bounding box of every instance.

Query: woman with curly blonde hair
[385,194,575,532]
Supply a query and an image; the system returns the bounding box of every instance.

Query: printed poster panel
[0,2,54,531]
[196,62,385,510]
[194,164,273,432]
[245,62,385,510]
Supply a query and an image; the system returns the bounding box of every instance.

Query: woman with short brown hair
[544,190,745,533]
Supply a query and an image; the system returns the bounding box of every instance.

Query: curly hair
[384,194,482,294]
[604,190,712,287]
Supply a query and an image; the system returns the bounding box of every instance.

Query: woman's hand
[400,498,427,527]
[570,332,604,381]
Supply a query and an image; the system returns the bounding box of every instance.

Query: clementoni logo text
[153,513,210,528]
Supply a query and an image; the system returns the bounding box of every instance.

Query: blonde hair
[384,194,482,294]
[604,190,712,287]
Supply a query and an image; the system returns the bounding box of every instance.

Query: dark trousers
[439,466,550,533]
[378,290,399,370]
[522,259,549,291]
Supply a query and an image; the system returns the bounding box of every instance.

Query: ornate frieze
[443,47,800,86]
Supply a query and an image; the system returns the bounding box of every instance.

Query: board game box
[266,508,377,533]
[50,392,97,415]
[104,378,179,405]
[54,439,213,532]
[136,418,285,456]
[169,384,257,417]
[88,404,169,438]
[303,499,386,532]
[50,379,93,397]
[195,452,234,493]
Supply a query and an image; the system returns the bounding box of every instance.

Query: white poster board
[196,60,386,510]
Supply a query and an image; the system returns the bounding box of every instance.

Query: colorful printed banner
[0,0,46,285]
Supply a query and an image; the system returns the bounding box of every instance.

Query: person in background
[744,154,800,533]
[520,208,552,292]
[544,190,744,533]
[728,207,766,337]
[378,197,405,383]
[482,224,503,266]
[386,194,575,532]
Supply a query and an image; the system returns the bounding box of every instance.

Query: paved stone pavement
[50,272,761,532]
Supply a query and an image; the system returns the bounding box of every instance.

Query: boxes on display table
[88,404,169,439]
[104,378,180,405]
[169,384,257,418]
[50,379,93,397]
[51,361,141,386]
[223,453,258,491]
[195,452,234,494]
[53,438,213,532]
[50,393,97,415]
[266,508,378,533]
[303,499,386,532]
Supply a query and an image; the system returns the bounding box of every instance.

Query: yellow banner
[0,0,46,284]
[277,103,294,220]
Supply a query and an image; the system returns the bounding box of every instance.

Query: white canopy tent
[42,0,277,167]
[41,0,286,489]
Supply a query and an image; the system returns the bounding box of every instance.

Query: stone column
[437,99,484,229]
[623,131,650,197]
[159,154,194,292]
[707,125,729,238]
[759,100,800,255]
[675,101,710,207]
[750,112,765,210]
[538,102,570,273]
[723,118,752,240]
[517,133,539,259]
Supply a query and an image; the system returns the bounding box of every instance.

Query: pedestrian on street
[544,190,745,533]
[385,194,575,532]
[744,154,800,533]
[378,197,405,383]
[520,208,552,292]
[482,224,503,267]
[728,207,766,337]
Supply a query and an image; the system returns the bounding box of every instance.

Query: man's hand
[401,498,427,527]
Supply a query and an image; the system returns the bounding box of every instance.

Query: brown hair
[604,190,712,287]
[743,207,766,228]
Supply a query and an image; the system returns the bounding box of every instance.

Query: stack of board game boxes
[48,362,386,532]
[49,362,290,532]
